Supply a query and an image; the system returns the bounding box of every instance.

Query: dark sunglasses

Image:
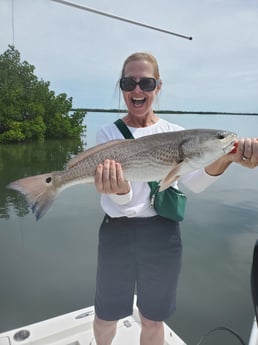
[119,77,159,92]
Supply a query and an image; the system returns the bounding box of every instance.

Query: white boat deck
[249,319,258,345]
[0,304,186,345]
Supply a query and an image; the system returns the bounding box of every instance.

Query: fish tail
[7,173,58,220]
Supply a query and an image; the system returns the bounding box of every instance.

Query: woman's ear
[156,79,162,94]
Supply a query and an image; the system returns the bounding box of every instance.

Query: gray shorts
[94,215,182,321]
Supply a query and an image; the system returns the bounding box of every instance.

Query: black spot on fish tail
[45,176,52,183]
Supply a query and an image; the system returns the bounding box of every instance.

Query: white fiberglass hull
[249,319,258,345]
[1,304,257,345]
[0,304,186,345]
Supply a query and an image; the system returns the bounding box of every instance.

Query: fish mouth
[223,138,238,154]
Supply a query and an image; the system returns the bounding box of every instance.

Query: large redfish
[7,129,237,220]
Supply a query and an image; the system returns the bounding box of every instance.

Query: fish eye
[216,132,225,140]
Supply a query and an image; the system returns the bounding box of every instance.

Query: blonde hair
[120,52,160,80]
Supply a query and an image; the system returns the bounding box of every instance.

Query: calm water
[0,113,258,345]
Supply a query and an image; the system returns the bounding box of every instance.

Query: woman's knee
[139,312,163,330]
[94,315,118,329]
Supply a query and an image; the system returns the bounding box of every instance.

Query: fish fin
[66,139,126,169]
[159,166,181,192]
[7,173,58,220]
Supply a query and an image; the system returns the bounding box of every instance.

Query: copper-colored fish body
[7,129,237,219]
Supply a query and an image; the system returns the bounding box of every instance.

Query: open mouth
[131,97,146,107]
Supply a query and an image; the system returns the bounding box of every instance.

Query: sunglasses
[119,77,159,92]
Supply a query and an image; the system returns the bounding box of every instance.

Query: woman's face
[122,59,161,118]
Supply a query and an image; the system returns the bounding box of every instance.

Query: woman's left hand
[231,137,258,168]
[205,137,258,176]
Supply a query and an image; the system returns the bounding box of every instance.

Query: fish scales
[57,137,179,183]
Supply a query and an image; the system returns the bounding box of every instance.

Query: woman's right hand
[95,159,131,195]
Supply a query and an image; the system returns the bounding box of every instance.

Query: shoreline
[72,108,258,116]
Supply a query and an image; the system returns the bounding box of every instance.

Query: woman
[93,52,258,345]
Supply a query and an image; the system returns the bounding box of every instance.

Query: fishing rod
[50,0,193,40]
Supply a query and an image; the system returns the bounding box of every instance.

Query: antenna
[11,0,15,45]
[50,0,193,40]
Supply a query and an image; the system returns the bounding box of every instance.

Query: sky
[1,0,258,113]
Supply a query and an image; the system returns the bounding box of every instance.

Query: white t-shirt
[96,118,220,218]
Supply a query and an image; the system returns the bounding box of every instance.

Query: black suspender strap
[114,119,134,139]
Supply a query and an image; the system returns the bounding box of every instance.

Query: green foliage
[0,116,46,143]
[0,45,86,143]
